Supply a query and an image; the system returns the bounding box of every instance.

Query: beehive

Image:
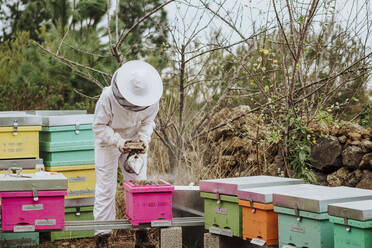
[49,206,94,241]
[329,200,372,248]
[0,114,42,159]
[237,183,304,245]
[273,185,372,248]
[199,176,304,237]
[37,114,94,166]
[0,231,39,247]
[123,180,174,226]
[45,164,96,199]
[0,170,67,231]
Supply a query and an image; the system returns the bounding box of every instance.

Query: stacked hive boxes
[0,113,42,246]
[33,111,96,240]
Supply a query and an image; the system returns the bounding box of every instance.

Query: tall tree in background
[119,0,168,59]
[0,0,51,41]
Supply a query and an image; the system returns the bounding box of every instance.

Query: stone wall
[202,106,371,188]
[310,121,372,189]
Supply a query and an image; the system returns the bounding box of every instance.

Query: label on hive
[151,220,172,227]
[13,225,35,232]
[291,224,305,233]
[209,226,233,237]
[35,219,57,226]
[215,207,227,215]
[69,176,86,183]
[68,189,95,196]
[22,204,44,211]
[1,142,24,154]
[250,238,266,246]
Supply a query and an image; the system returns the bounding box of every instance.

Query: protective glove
[117,138,130,153]
[137,140,147,154]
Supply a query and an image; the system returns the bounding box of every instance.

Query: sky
[164,0,371,90]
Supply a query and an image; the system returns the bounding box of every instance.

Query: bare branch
[73,88,100,100]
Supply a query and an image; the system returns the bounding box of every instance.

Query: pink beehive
[0,190,67,231]
[123,180,174,226]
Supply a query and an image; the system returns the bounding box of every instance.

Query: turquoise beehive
[37,113,94,166]
[273,185,372,248]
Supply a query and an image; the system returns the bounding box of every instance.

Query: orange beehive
[239,200,278,245]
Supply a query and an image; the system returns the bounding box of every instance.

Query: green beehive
[273,185,372,248]
[199,176,304,238]
[201,192,241,237]
[275,206,333,247]
[40,125,94,152]
[49,206,94,241]
[40,149,94,166]
[37,114,95,166]
[0,231,39,247]
[329,200,372,248]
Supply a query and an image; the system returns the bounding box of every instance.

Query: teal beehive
[37,114,94,166]
[0,231,39,247]
[273,185,372,248]
[329,200,372,248]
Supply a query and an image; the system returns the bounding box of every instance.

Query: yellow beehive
[0,114,42,159]
[0,126,41,159]
[45,165,96,199]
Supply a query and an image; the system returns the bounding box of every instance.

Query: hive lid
[0,114,42,126]
[238,183,306,203]
[273,185,372,213]
[27,110,87,116]
[0,159,44,170]
[328,200,372,221]
[40,114,94,126]
[199,176,304,195]
[0,171,67,191]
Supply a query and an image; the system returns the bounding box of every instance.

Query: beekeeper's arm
[136,102,159,146]
[93,90,126,150]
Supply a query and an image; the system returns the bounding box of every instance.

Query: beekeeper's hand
[117,139,130,153]
[137,140,147,154]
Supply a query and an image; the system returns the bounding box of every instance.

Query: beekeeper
[92,60,162,247]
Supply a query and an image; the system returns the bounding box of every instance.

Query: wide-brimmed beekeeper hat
[115,60,163,107]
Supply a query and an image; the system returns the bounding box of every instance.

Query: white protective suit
[93,86,159,235]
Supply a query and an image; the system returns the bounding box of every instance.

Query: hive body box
[0,159,43,174]
[199,176,304,237]
[237,183,305,245]
[49,206,94,241]
[0,114,42,159]
[0,231,39,247]
[45,164,96,199]
[123,180,174,226]
[329,200,372,248]
[0,171,67,231]
[37,114,94,166]
[273,185,372,248]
